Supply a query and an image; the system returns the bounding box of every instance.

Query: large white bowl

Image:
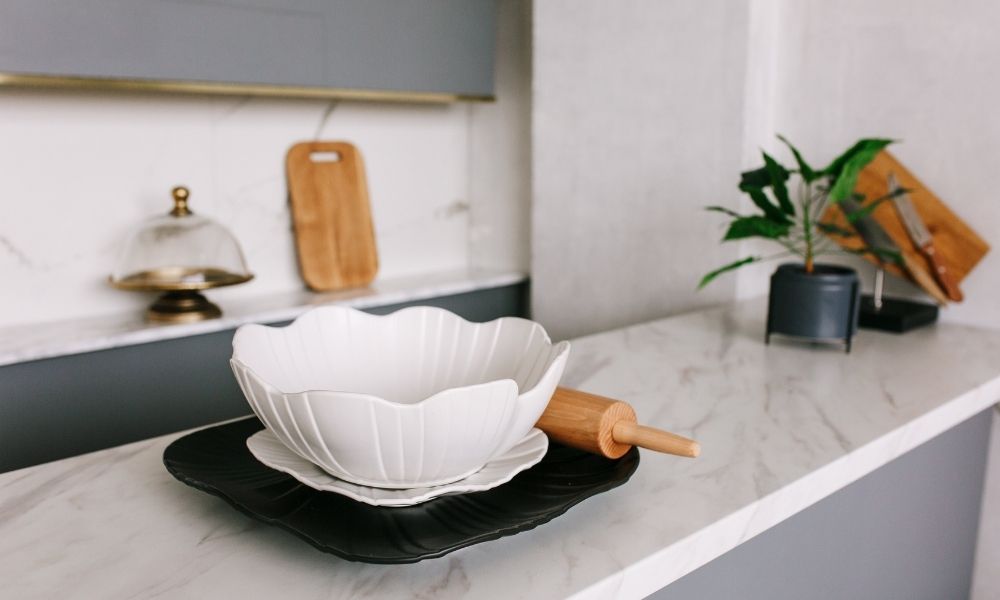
[230,305,570,488]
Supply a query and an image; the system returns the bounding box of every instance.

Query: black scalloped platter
[163,417,640,564]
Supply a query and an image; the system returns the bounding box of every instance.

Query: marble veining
[1,299,999,599]
[0,268,526,368]
[0,92,484,330]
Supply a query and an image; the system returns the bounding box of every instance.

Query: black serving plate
[163,417,639,564]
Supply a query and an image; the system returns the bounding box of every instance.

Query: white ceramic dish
[230,305,569,489]
[247,427,549,507]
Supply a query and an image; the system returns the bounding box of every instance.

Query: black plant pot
[766,263,860,352]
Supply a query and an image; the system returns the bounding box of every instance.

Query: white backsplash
[0,92,476,328]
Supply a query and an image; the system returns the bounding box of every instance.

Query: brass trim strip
[0,72,495,104]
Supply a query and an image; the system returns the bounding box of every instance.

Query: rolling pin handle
[612,421,700,458]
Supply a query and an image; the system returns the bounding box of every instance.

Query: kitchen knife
[839,197,949,305]
[887,173,963,301]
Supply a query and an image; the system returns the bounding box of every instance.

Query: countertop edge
[0,269,527,368]
[573,374,1000,600]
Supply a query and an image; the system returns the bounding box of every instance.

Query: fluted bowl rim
[230,305,569,403]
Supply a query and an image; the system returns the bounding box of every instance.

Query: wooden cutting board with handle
[821,151,989,301]
[286,141,378,291]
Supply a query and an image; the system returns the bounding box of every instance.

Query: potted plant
[700,136,900,351]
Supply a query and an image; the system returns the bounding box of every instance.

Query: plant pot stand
[765,263,860,353]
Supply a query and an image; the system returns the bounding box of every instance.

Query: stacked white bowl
[230,305,570,489]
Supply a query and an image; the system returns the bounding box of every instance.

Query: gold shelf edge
[0,72,495,104]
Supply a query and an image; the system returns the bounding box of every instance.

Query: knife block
[858,295,938,333]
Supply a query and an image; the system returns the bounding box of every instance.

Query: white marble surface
[0,268,526,367]
[2,300,1000,599]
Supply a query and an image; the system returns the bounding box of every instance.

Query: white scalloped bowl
[230,305,570,489]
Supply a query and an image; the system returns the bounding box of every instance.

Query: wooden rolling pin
[536,387,700,459]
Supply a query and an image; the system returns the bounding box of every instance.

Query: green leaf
[816,222,856,238]
[739,183,791,224]
[844,204,879,224]
[842,246,903,266]
[739,163,792,222]
[740,167,771,188]
[824,138,895,202]
[777,134,818,182]
[822,138,893,176]
[723,216,791,241]
[762,151,794,215]
[698,256,759,289]
[844,187,909,223]
[705,205,742,218]
[869,247,903,265]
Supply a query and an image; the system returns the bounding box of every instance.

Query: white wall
[529,0,1000,337]
[736,0,1000,332]
[0,3,529,330]
[531,0,749,340]
[469,0,532,272]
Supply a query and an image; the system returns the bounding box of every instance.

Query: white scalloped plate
[247,428,549,507]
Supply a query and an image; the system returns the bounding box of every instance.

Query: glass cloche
[110,186,253,323]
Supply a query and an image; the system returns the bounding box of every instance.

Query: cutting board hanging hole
[310,151,341,163]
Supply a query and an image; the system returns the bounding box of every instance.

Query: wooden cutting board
[821,151,988,299]
[286,141,379,291]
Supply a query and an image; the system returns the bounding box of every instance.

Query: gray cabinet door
[0,0,496,101]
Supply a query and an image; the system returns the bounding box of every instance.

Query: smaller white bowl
[230,305,569,488]
[246,427,549,507]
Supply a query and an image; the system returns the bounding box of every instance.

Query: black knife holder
[858,295,938,333]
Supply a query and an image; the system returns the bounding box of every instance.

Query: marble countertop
[0,268,526,367]
[2,299,1000,599]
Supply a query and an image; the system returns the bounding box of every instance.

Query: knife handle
[920,244,963,302]
[901,253,950,305]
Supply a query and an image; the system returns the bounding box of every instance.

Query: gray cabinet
[0,0,496,101]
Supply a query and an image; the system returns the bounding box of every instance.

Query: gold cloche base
[146,290,223,324]
[110,266,253,324]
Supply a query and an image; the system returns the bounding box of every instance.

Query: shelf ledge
[0,268,527,368]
